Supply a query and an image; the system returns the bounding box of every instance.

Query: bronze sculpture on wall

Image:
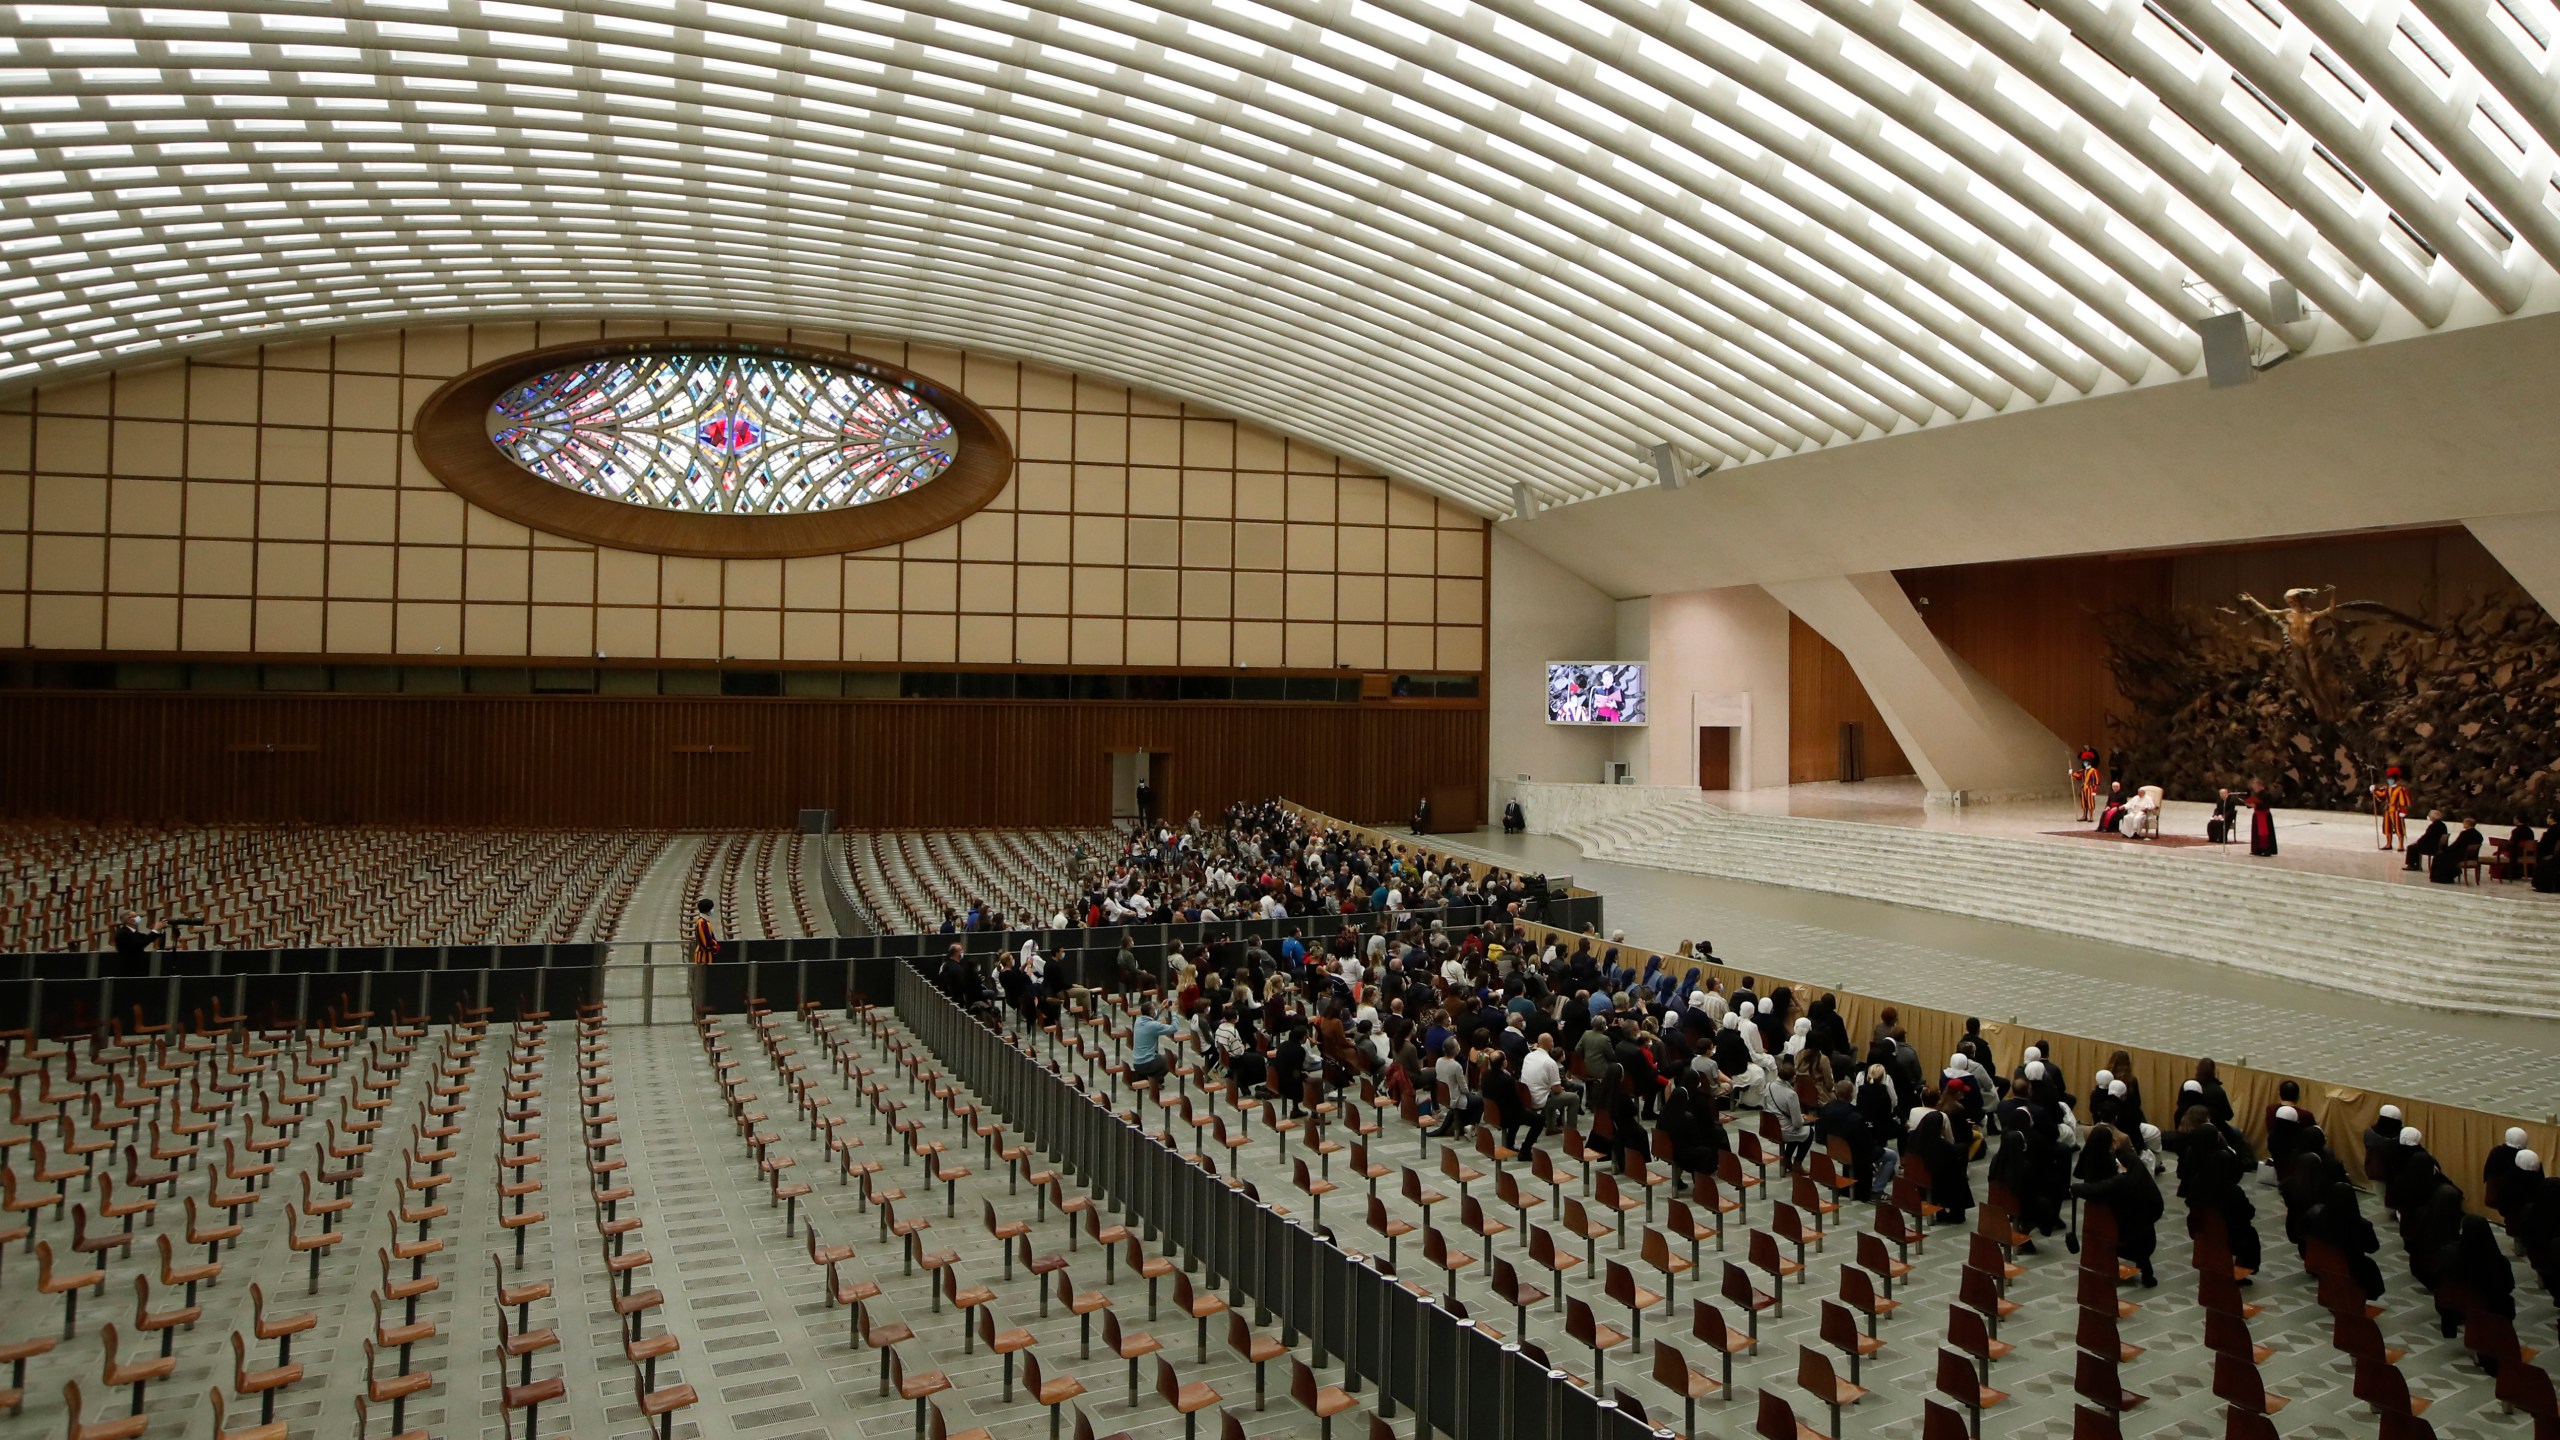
[2106,588,2560,815]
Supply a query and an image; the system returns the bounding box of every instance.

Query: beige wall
[1485,531,1615,788]
[1641,586,1792,791]
[0,320,1487,671]
[1508,308,2560,601]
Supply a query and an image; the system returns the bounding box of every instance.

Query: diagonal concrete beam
[1763,572,2070,803]
[2465,512,2560,622]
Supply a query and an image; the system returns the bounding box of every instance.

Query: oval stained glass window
[485,351,958,515]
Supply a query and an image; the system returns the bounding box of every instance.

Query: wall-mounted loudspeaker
[2197,311,2253,388]
[1648,442,1686,490]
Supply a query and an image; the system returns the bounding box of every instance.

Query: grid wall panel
[0,321,1487,673]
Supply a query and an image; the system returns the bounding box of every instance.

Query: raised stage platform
[1479,777,2560,1024]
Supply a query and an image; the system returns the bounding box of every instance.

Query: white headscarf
[2519,1150,2543,1173]
[2399,1127,2424,1147]
[2505,1127,2528,1148]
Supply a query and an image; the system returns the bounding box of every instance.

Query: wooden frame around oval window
[410,336,1016,559]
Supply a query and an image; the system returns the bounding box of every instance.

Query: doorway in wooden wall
[1697,727,1735,790]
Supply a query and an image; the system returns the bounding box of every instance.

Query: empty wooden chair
[57,1381,146,1440]
[208,1385,288,1440]
[1155,1356,1221,1440]
[1171,1268,1229,1365]
[1819,1299,1883,1384]
[1797,1344,1868,1436]
[96,1323,173,1415]
[1422,1226,1477,1303]
[1602,1259,1662,1343]
[1023,1350,1090,1440]
[2076,1345,2147,1415]
[230,1329,303,1424]
[1947,1303,2013,1377]
[361,1337,431,1436]
[1564,1296,1630,1390]
[1488,1256,1548,1338]
[1756,1387,1828,1440]
[885,1346,952,1440]
[0,1335,57,1415]
[36,1241,104,1338]
[1935,1345,2008,1438]
[1226,1312,1289,1411]
[1103,1309,1164,1405]
[1748,1230,1800,1310]
[631,1356,699,1440]
[1639,1225,1692,1310]
[1652,1337,1721,1435]
[1721,1259,1778,1340]
[1288,1357,1357,1440]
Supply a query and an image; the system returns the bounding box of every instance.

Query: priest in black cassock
[2428,818,2482,884]
[2404,810,2448,872]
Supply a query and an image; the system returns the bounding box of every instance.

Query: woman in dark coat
[2074,1126,2163,1286]
[2306,1178,2386,1300]
[2435,1210,2517,1360]
[1915,1107,1973,1228]
[2172,1106,2262,1277]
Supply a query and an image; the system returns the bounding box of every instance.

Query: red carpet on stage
[2043,829,2216,849]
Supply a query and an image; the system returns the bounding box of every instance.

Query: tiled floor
[916,994,2558,1440]
[1434,829,2560,1121]
[8,990,2548,1440]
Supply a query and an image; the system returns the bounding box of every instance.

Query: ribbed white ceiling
[4,0,2558,514]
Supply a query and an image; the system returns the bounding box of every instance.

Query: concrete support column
[2464,512,2560,620]
[1762,572,2069,804]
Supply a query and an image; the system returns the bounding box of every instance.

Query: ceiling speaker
[1647,442,1686,490]
[2197,311,2253,388]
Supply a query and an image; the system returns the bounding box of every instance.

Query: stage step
[1557,800,2560,1018]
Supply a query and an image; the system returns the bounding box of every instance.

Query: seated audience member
[2095,781,2128,832]
[2207,787,2239,843]
[2494,819,2537,881]
[2430,817,2483,883]
[2405,810,2449,872]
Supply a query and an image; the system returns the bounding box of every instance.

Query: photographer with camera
[114,912,202,960]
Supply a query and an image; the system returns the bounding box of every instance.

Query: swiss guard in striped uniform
[690,897,721,965]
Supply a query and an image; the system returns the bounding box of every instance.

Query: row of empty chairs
[1009,986,2560,1440]
[694,992,1394,1440]
[680,831,820,940]
[0,994,533,1436]
[843,829,1111,934]
[1,825,665,953]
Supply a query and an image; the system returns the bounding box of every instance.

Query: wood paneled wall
[1896,556,2173,754]
[0,694,1486,832]
[1786,616,1913,784]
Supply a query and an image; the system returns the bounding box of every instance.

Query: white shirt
[1521,1048,1562,1107]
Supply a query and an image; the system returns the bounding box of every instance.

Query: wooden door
[1697,727,1734,790]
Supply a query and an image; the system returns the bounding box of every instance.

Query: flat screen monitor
[1546,662,1647,725]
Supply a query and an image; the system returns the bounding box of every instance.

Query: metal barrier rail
[891,961,1666,1440]
[0,952,601,1033]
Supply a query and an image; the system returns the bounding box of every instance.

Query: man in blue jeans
[1130,1001,1189,1084]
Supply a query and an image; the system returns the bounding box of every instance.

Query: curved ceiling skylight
[3,0,2557,515]
[487,351,957,515]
